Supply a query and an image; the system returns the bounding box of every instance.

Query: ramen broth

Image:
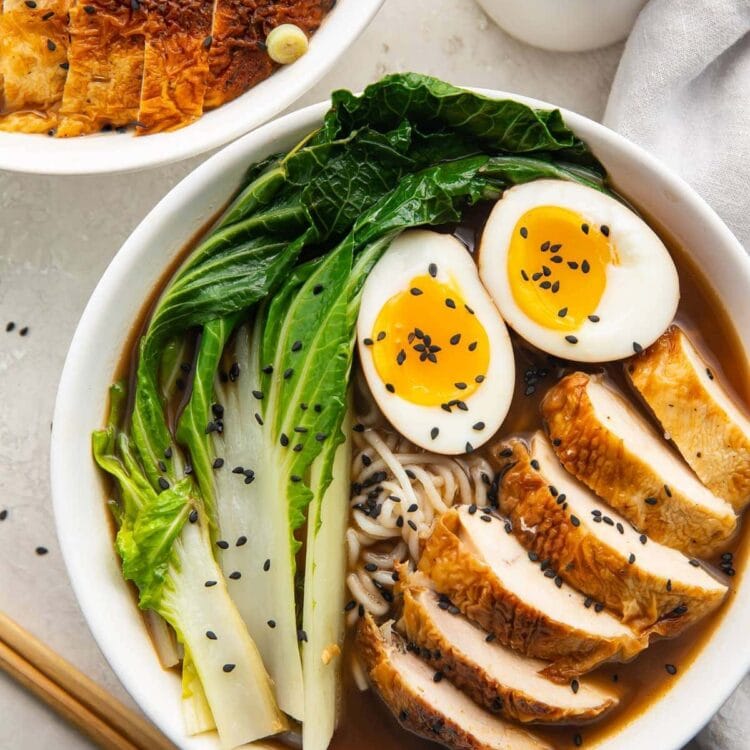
[112,197,748,750]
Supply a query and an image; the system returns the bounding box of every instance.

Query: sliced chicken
[136,0,213,134]
[419,507,646,682]
[627,326,750,512]
[356,613,551,750]
[398,573,619,724]
[57,1,146,136]
[541,372,736,558]
[498,432,728,636]
[206,0,331,109]
[205,0,273,109]
[0,0,70,132]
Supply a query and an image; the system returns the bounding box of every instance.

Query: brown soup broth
[109,194,749,750]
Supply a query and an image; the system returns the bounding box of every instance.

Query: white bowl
[51,90,750,749]
[0,0,383,176]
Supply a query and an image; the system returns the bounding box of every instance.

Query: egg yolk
[369,273,489,407]
[507,206,616,330]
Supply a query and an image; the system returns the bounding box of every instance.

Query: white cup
[475,0,648,52]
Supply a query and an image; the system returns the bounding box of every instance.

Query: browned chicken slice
[541,372,736,558]
[356,613,551,750]
[57,0,146,137]
[205,0,332,110]
[498,432,728,636]
[627,326,750,512]
[0,0,70,132]
[399,573,619,724]
[419,507,646,682]
[205,0,273,109]
[136,0,213,134]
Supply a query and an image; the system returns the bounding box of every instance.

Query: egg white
[357,230,515,454]
[478,180,680,362]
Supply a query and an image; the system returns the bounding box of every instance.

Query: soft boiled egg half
[479,180,679,361]
[357,230,515,454]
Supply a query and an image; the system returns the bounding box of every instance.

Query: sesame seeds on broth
[336,208,749,749]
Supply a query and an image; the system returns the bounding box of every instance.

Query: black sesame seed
[267,620,276,629]
[558,307,568,318]
[188,510,198,524]
[594,602,605,613]
[408,520,418,531]
[664,485,672,497]
[645,497,658,506]
[445,298,456,309]
[205,580,217,587]
[213,458,224,469]
[35,546,48,556]
[313,284,324,295]
[540,281,552,289]
[280,434,289,447]
[468,341,477,352]
[570,515,580,527]
[568,261,579,269]
[223,663,235,673]
[455,382,467,390]
[468,504,477,514]
[450,333,461,345]
[465,442,474,454]
[581,223,589,235]
[571,678,580,693]
[551,281,560,293]
[0,509,7,521]
[521,270,529,281]
[706,368,714,380]
[217,540,229,550]
[601,225,610,237]
[616,522,624,534]
[283,368,293,380]
[588,314,600,322]
[410,287,423,296]
[481,514,492,523]
[551,255,563,264]
[520,227,528,238]
[666,579,672,591]
[565,335,578,344]
[689,559,700,567]
[541,241,550,251]
[291,340,302,352]
[628,553,636,565]
[158,477,169,490]
[550,244,562,253]
[47,38,57,51]
[229,571,241,580]
[407,504,418,513]
[581,260,590,273]
[665,664,677,676]
[396,516,404,528]
[229,362,240,381]
[430,427,439,440]
[530,459,540,470]
[475,374,485,383]
[472,422,485,431]
[532,272,543,281]
[364,562,378,572]
[633,342,643,354]
[542,265,551,277]
[574,733,583,747]
[298,629,308,642]
[25,0,37,6]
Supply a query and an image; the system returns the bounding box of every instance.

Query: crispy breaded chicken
[0,0,70,132]
[136,0,213,134]
[627,326,750,512]
[57,0,146,137]
[205,0,332,109]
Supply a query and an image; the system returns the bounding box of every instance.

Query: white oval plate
[51,91,750,749]
[0,0,383,176]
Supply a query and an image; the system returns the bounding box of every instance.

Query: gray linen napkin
[605,2,750,748]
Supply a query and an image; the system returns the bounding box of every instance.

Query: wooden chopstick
[0,612,177,750]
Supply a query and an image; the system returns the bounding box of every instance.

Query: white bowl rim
[0,0,383,176]
[51,88,750,749]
